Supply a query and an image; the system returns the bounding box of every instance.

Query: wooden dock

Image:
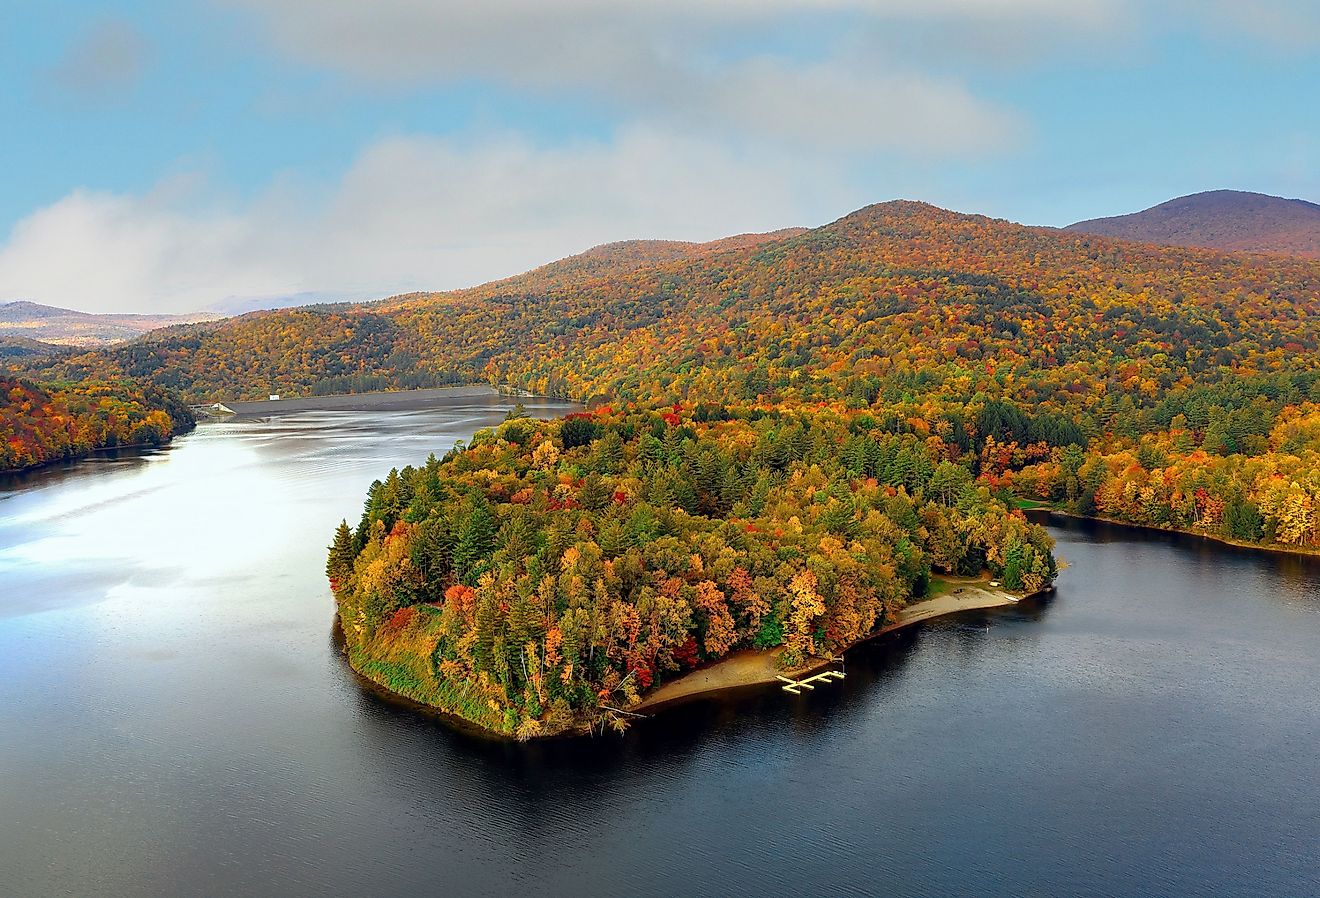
[776,667,846,694]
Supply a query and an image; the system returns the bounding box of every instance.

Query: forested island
[328,405,1057,738]
[0,376,194,473]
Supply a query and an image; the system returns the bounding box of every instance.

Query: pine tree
[410,514,454,595]
[578,474,612,511]
[509,587,546,648]
[593,430,625,474]
[497,507,539,566]
[453,497,498,585]
[326,520,355,587]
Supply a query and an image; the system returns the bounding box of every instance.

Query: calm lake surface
[3,389,1318,897]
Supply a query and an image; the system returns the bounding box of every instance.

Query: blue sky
[2,0,1318,313]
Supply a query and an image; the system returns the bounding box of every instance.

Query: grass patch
[1010,497,1051,510]
[926,576,960,599]
[349,611,514,735]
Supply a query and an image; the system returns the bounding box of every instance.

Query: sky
[1,1,1318,314]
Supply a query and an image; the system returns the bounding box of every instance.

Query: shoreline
[1034,507,1320,559]
[632,581,1035,715]
[332,621,531,744]
[219,384,497,416]
[217,382,577,418]
[340,580,1041,740]
[0,431,189,478]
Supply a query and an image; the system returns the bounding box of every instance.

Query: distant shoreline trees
[1,376,194,473]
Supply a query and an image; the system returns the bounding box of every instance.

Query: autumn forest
[1,376,193,472]
[9,201,1319,549]
[5,200,1320,733]
[329,404,1058,737]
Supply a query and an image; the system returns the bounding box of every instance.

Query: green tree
[454,497,498,585]
[326,520,355,585]
[928,461,973,505]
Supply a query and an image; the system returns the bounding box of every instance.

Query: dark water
[3,392,1319,898]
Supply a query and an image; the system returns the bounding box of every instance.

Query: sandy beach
[632,581,1027,713]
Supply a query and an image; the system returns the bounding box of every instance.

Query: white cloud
[226,0,1120,77]
[48,19,151,103]
[221,0,1098,154]
[0,129,855,314]
[674,56,1024,153]
[1185,0,1320,47]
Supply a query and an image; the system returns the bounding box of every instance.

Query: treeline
[1,376,194,472]
[329,405,1056,738]
[997,403,1320,549]
[309,369,464,396]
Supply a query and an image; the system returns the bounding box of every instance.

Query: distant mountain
[0,335,63,360]
[0,301,222,348]
[1066,190,1320,259]
[19,199,1320,405]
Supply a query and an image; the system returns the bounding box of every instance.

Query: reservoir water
[2,390,1318,897]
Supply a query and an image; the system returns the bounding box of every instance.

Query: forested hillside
[330,405,1056,738]
[999,403,1320,550]
[1,377,194,472]
[21,202,1318,414]
[16,200,1320,546]
[17,227,804,400]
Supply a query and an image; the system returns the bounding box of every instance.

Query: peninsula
[328,405,1058,739]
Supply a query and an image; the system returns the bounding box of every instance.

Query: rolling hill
[16,200,1317,415]
[10,198,1320,549]
[0,301,221,348]
[1066,190,1320,259]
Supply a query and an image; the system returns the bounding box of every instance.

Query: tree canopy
[331,405,1056,738]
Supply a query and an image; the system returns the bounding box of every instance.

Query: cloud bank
[7,0,1315,315]
[0,131,853,314]
[221,0,1093,154]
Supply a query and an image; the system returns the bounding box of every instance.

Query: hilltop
[11,199,1319,417]
[1066,190,1320,259]
[0,301,221,348]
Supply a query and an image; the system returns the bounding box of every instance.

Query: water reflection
[1035,510,1320,611]
[2,393,1319,897]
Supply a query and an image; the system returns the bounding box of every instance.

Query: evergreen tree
[578,474,612,511]
[509,587,546,648]
[593,430,625,474]
[326,521,355,586]
[497,507,540,567]
[453,497,498,585]
[560,415,599,449]
[410,514,454,593]
[929,461,973,505]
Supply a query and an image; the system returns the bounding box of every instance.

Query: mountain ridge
[0,301,222,348]
[13,198,1317,407]
[1066,189,1320,259]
